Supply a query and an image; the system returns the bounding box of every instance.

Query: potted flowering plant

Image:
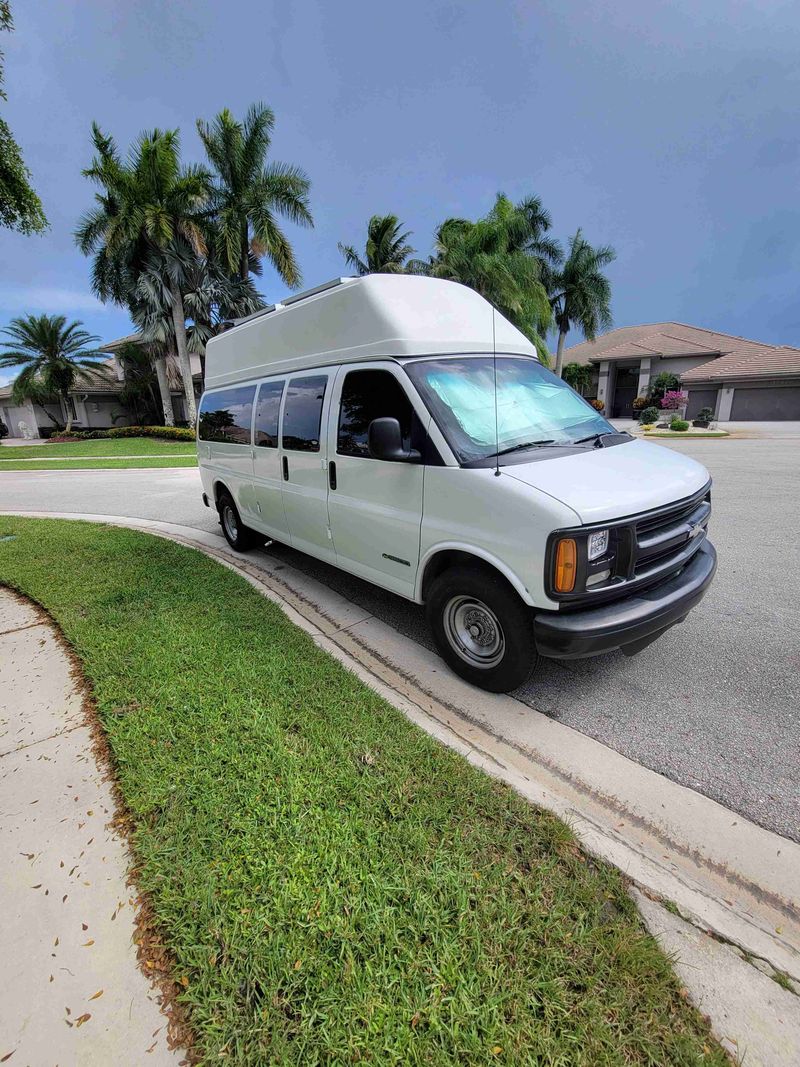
[660,390,688,421]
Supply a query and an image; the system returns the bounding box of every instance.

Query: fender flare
[415,542,535,606]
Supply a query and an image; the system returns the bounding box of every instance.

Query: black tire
[217,489,263,552]
[425,563,538,693]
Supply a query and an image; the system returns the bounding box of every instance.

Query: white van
[198,275,716,692]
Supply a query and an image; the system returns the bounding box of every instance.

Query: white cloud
[0,287,111,314]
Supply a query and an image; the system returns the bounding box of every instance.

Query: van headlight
[549,526,621,599]
[587,529,609,561]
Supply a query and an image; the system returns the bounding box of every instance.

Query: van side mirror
[367,418,420,462]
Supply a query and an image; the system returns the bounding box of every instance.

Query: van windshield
[405,355,616,464]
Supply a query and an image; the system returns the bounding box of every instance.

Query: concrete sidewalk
[0,590,181,1066]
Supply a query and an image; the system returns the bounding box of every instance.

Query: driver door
[327,364,425,597]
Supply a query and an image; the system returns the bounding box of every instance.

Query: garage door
[686,389,718,419]
[730,386,800,421]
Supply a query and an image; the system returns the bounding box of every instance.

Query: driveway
[1,436,798,841]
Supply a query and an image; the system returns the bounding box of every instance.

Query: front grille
[633,490,711,581]
[547,482,712,607]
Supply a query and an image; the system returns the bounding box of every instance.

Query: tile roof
[681,346,800,382]
[0,359,122,399]
[563,321,800,382]
[99,333,144,353]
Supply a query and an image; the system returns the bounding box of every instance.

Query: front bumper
[533,540,717,659]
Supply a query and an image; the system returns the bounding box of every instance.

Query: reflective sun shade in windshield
[405,356,613,464]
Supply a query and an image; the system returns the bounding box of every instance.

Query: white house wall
[1,401,39,438]
[78,397,132,428]
[649,355,716,379]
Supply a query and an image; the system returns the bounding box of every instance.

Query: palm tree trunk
[555,329,568,378]
[240,219,250,281]
[153,353,174,427]
[62,393,73,434]
[168,281,197,425]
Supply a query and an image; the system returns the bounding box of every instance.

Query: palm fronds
[197,103,312,283]
[338,215,416,276]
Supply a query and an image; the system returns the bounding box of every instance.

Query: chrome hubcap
[443,596,505,669]
[222,504,238,540]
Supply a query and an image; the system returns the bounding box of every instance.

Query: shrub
[47,425,196,443]
[562,362,592,393]
[588,398,604,411]
[106,425,196,441]
[660,390,688,411]
[0,418,8,440]
[693,406,714,427]
[632,396,649,411]
[648,371,681,405]
[639,406,660,424]
[670,419,690,432]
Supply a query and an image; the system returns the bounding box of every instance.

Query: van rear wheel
[426,564,537,693]
[217,490,262,552]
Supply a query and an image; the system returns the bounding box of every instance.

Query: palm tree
[76,124,210,423]
[114,341,162,426]
[409,194,554,354]
[550,229,615,378]
[488,193,561,289]
[0,315,102,432]
[338,215,415,275]
[197,103,313,285]
[132,244,265,387]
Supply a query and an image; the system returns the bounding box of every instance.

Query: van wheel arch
[421,550,519,603]
[212,479,230,506]
[214,485,263,552]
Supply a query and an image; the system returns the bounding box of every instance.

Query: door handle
[282,455,289,481]
[329,461,337,490]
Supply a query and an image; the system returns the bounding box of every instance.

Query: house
[0,335,202,438]
[563,322,800,421]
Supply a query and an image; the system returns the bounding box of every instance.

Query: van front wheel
[217,490,262,552]
[426,564,537,693]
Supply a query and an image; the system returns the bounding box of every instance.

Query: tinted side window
[338,370,414,458]
[282,375,327,452]
[198,386,255,443]
[254,380,285,448]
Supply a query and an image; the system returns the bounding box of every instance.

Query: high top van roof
[204,274,539,390]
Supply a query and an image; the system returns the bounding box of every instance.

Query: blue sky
[2,0,799,386]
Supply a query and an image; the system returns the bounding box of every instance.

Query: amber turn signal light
[554,538,577,593]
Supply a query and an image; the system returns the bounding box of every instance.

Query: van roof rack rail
[223,277,356,331]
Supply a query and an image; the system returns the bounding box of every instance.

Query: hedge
[51,425,195,442]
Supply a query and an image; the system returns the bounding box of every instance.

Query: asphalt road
[1,437,798,841]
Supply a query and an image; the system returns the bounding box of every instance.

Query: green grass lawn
[0,436,196,457]
[643,431,729,439]
[0,437,197,469]
[0,456,198,470]
[0,517,725,1066]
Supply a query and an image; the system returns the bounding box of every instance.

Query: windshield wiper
[494,439,556,456]
[574,431,632,448]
